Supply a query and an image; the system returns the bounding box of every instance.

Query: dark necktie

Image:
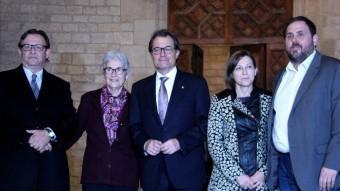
[158,77,168,124]
[31,74,39,99]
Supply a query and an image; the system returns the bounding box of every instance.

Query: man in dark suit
[0,29,76,191]
[267,16,340,191]
[129,29,210,191]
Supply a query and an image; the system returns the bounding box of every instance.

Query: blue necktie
[158,77,168,124]
[31,74,39,99]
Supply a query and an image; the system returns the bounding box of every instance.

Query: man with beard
[266,16,340,191]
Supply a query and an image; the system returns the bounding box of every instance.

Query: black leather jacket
[234,92,261,176]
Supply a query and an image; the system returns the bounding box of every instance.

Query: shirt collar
[286,50,316,72]
[23,65,43,80]
[156,67,177,81]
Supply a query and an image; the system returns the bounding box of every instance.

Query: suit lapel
[93,89,113,146]
[291,52,321,110]
[148,74,161,123]
[39,70,49,101]
[16,65,37,101]
[163,70,185,125]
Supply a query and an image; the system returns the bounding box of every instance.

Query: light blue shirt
[23,66,43,89]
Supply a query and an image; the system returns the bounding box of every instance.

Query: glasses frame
[151,46,175,55]
[20,44,47,52]
[103,67,127,75]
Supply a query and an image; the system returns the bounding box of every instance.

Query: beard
[287,42,315,65]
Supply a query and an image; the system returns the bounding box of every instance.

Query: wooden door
[230,43,287,91]
[230,44,266,89]
[177,44,204,76]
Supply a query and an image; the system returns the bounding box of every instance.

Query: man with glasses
[129,29,210,191]
[0,28,76,191]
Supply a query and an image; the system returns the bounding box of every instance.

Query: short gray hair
[102,51,130,74]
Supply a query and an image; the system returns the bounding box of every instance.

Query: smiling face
[104,59,127,94]
[285,21,318,65]
[232,56,257,89]
[150,36,180,75]
[18,34,50,72]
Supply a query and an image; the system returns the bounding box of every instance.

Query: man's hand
[237,173,255,190]
[319,167,338,191]
[39,143,53,153]
[160,138,180,154]
[144,139,162,156]
[250,171,265,190]
[26,129,50,153]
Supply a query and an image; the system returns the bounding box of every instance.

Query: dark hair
[226,50,257,88]
[148,29,180,53]
[18,28,50,48]
[283,16,317,37]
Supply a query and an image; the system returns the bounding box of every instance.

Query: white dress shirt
[272,51,316,153]
[155,67,177,113]
[23,66,43,89]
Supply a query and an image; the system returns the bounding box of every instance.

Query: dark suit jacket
[0,65,76,191]
[68,89,139,188]
[267,51,340,190]
[129,69,210,190]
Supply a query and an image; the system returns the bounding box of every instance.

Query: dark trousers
[82,183,137,191]
[143,171,203,191]
[1,147,70,191]
[278,153,301,191]
[278,153,340,191]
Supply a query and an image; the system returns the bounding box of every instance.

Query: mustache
[291,43,302,49]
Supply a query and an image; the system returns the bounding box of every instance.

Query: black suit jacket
[129,69,210,190]
[0,65,76,191]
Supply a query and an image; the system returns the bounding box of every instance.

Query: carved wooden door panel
[168,0,292,44]
[168,0,227,44]
[266,43,288,90]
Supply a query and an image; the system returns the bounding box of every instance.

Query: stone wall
[1,0,339,190]
[0,0,167,190]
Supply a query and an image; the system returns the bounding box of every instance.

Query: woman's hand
[237,174,255,190]
[250,171,265,190]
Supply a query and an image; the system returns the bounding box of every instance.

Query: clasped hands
[26,129,52,153]
[144,138,180,156]
[237,171,265,190]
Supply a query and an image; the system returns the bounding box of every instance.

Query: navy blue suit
[129,69,210,190]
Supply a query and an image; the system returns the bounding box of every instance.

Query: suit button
[107,164,111,168]
[35,107,39,111]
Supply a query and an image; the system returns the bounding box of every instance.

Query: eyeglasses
[20,44,47,52]
[104,67,127,75]
[285,31,305,41]
[152,46,175,55]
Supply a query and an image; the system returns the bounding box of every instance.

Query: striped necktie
[31,74,39,99]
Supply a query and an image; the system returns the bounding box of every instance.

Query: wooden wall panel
[169,0,292,44]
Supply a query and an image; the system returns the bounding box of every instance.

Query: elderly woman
[69,51,139,191]
[207,50,272,191]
